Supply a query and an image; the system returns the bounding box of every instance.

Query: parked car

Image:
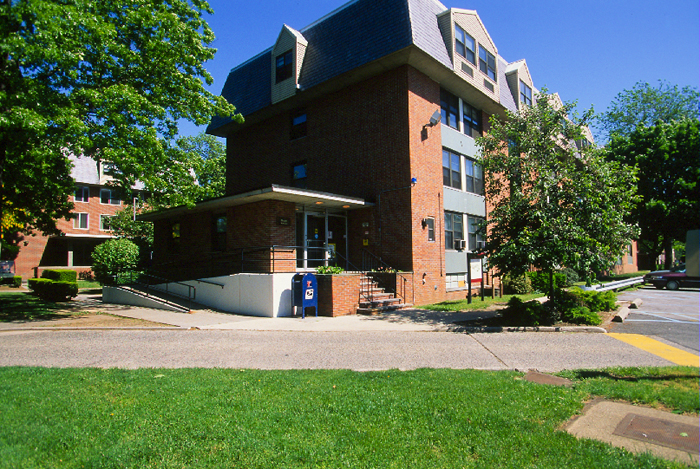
[643,264,700,290]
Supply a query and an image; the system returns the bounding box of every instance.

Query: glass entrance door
[295,210,348,271]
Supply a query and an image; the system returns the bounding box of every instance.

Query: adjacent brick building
[144,0,596,310]
[12,155,140,280]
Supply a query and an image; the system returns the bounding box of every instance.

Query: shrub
[41,269,77,283]
[78,270,95,281]
[527,271,566,293]
[28,278,77,301]
[561,306,601,325]
[12,276,21,288]
[91,239,139,285]
[558,268,579,287]
[316,265,344,275]
[502,274,532,294]
[502,297,558,326]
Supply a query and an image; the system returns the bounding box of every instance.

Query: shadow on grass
[0,292,75,322]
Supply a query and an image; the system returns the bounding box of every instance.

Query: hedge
[28,277,78,302]
[41,269,78,283]
[1,276,21,287]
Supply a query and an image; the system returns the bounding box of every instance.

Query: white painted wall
[157,273,296,318]
[102,286,184,312]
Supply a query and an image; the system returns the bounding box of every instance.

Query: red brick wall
[317,273,362,316]
[13,185,122,279]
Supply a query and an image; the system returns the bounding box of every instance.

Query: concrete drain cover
[613,413,700,454]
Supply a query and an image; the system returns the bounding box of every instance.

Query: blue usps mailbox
[292,273,318,318]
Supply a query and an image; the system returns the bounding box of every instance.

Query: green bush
[1,276,21,287]
[527,271,566,293]
[91,239,140,285]
[28,278,77,301]
[41,269,77,282]
[502,297,558,326]
[561,305,601,325]
[501,274,532,294]
[316,265,344,275]
[558,267,579,287]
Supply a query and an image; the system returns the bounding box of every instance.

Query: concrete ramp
[102,286,189,313]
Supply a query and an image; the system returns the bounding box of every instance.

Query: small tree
[477,91,638,299]
[91,238,139,285]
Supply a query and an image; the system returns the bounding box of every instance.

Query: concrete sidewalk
[1,293,607,332]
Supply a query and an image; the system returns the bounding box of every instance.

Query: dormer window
[479,47,496,81]
[520,80,532,107]
[454,25,475,64]
[275,50,293,83]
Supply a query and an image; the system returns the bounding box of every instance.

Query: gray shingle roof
[208,0,526,132]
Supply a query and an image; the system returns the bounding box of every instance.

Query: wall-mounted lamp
[426,109,441,127]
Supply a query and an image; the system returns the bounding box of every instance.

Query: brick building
[143,0,593,313]
[12,155,140,279]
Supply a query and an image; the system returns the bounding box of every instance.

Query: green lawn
[419,292,544,312]
[0,367,695,468]
[0,292,80,322]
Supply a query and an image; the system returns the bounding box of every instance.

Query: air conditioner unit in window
[455,239,467,250]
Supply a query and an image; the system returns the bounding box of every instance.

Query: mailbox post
[292,273,318,318]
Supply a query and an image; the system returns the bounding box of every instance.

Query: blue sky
[179,0,699,140]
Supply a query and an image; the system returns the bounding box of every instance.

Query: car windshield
[670,264,686,273]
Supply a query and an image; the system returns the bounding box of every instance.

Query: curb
[613,306,631,323]
[0,326,183,332]
[629,298,643,309]
[443,325,608,333]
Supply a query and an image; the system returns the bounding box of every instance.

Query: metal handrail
[585,276,644,292]
[111,271,196,311]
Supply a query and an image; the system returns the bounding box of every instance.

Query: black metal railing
[109,271,196,312]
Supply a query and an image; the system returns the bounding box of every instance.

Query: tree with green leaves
[149,132,227,209]
[596,81,699,141]
[606,119,699,269]
[477,91,639,295]
[0,0,242,244]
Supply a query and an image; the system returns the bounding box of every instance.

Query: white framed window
[74,186,89,203]
[454,25,475,64]
[520,80,532,106]
[479,47,497,81]
[100,189,121,205]
[424,217,435,242]
[444,211,464,250]
[100,215,114,231]
[73,213,88,230]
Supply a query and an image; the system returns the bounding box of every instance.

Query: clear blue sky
[179,0,699,140]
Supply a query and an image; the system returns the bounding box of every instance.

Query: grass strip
[0,367,693,468]
[419,293,543,312]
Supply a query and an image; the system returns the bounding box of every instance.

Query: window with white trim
[100,188,121,205]
[73,213,88,230]
[454,25,475,64]
[462,101,481,138]
[74,186,89,203]
[425,217,435,242]
[440,88,459,129]
[275,50,293,83]
[100,215,114,231]
[479,47,496,81]
[520,80,532,106]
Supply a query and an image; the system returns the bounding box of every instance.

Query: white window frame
[100,214,114,231]
[100,188,121,205]
[73,213,88,230]
[75,186,89,203]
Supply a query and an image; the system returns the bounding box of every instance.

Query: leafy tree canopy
[477,91,639,287]
[596,81,699,141]
[606,119,699,268]
[0,0,242,239]
[148,132,226,209]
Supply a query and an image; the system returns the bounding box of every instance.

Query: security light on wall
[427,109,441,127]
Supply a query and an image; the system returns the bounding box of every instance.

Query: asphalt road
[0,329,676,372]
[613,286,700,353]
